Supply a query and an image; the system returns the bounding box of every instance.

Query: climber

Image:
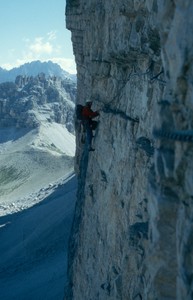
[82,100,100,151]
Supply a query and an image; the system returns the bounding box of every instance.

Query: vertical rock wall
[66,1,193,299]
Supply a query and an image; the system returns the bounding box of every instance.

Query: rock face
[0,74,76,132]
[66,1,193,299]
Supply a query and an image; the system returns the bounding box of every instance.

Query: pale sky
[0,0,76,73]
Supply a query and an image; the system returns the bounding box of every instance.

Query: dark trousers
[84,120,98,148]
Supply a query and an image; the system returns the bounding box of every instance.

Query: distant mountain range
[0,60,76,83]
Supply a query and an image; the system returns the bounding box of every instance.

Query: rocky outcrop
[0,74,76,132]
[66,1,193,299]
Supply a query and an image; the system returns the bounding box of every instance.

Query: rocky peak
[0,74,76,132]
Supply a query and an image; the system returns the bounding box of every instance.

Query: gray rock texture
[66,1,193,299]
[0,74,76,132]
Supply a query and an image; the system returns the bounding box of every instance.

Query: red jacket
[82,106,99,120]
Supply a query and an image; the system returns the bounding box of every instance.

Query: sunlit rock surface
[65,1,193,299]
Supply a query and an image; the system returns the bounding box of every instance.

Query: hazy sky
[0,0,76,73]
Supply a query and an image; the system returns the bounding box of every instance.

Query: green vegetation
[0,166,29,195]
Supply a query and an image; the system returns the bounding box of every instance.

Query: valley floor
[0,173,77,300]
[0,123,77,299]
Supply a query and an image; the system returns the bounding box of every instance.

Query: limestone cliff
[66,1,193,299]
